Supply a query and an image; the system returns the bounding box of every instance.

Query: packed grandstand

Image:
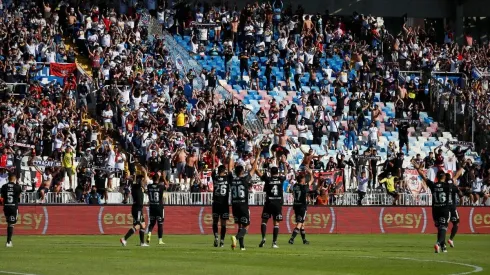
[0,0,488,206]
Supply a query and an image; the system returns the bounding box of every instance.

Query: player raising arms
[0,173,22,247]
[289,168,314,245]
[146,173,166,245]
[211,145,230,247]
[414,163,458,253]
[120,167,150,247]
[230,146,259,251]
[256,163,286,248]
[447,166,465,248]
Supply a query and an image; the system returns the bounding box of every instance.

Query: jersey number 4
[271,185,279,196]
[231,185,245,199]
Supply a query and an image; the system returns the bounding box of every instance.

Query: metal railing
[20,191,441,206]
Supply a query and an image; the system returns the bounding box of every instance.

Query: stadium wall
[1,206,489,235]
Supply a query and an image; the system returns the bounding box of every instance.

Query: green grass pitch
[0,234,489,275]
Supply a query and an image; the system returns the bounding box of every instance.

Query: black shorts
[399,138,408,148]
[149,205,164,223]
[432,208,450,228]
[3,207,18,225]
[131,205,145,226]
[232,204,250,226]
[450,207,460,223]
[293,205,307,223]
[328,132,339,142]
[185,165,195,178]
[261,202,283,221]
[212,203,230,220]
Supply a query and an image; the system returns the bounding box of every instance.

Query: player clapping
[229,146,259,251]
[211,145,230,248]
[120,167,150,247]
[289,167,314,245]
[146,173,166,245]
[256,161,286,248]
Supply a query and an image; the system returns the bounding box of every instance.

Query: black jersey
[292,183,308,206]
[131,177,145,207]
[261,174,284,204]
[147,183,165,206]
[1,182,22,208]
[446,179,458,208]
[212,171,229,205]
[229,174,251,205]
[426,180,458,208]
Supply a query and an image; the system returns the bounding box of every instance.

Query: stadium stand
[0,1,488,207]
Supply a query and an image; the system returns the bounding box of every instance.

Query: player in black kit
[211,146,230,248]
[256,165,285,248]
[414,163,459,253]
[146,173,166,245]
[120,167,149,247]
[0,173,22,247]
[447,167,465,248]
[289,168,314,245]
[229,147,259,251]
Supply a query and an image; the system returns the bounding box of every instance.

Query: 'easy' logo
[469,207,490,233]
[379,208,427,233]
[0,206,48,234]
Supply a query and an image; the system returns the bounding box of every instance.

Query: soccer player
[211,146,230,248]
[288,168,314,245]
[414,163,458,253]
[120,167,149,247]
[256,165,285,248]
[447,167,464,248]
[229,147,259,251]
[0,173,21,247]
[146,173,165,245]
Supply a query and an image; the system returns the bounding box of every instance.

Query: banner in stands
[1,206,488,235]
[49,63,77,77]
[432,72,465,88]
[33,160,62,167]
[403,169,427,196]
[313,170,344,192]
[399,71,422,87]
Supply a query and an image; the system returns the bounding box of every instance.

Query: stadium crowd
[0,0,488,206]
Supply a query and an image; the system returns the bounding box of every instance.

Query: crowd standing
[0,0,488,206]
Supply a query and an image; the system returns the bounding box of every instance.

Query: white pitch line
[353,255,483,275]
[0,252,483,275]
[0,271,41,275]
[179,252,484,275]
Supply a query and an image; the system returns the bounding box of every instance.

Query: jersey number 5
[7,191,14,204]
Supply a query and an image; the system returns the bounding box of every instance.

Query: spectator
[86,185,102,205]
